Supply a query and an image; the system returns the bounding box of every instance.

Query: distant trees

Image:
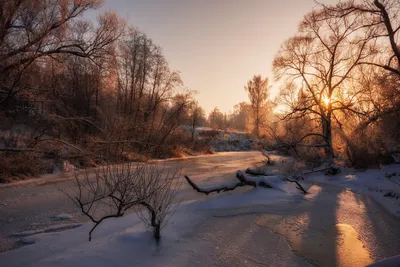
[188,101,206,141]
[230,102,251,132]
[244,75,271,138]
[208,107,226,130]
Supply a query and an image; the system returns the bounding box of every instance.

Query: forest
[0,0,399,181]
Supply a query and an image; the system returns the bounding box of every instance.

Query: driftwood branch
[244,168,308,195]
[184,171,272,195]
[236,171,272,188]
[184,175,246,195]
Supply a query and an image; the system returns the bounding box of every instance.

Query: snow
[2,161,400,266]
[304,164,400,217]
[11,224,83,237]
[0,179,304,267]
[366,255,400,267]
[20,238,36,245]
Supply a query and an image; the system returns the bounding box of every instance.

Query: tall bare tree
[273,6,371,161]
[244,75,270,138]
[322,0,400,128]
[188,100,206,141]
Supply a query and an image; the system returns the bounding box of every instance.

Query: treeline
[0,0,214,181]
[207,74,273,138]
[2,0,399,180]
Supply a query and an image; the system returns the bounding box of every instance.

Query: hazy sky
[99,0,338,114]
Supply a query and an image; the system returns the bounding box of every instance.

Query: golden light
[323,96,331,106]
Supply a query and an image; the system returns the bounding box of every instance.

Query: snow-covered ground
[1,153,400,267]
[0,179,310,267]
[304,164,400,217]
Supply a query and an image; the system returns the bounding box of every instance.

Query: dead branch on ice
[185,170,311,195]
[184,171,272,195]
[236,171,273,188]
[184,176,246,195]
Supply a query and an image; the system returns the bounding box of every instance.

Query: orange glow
[323,96,331,106]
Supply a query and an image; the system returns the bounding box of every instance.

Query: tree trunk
[256,106,260,138]
[322,116,333,162]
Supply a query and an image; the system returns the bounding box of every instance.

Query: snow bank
[366,255,400,267]
[305,164,400,217]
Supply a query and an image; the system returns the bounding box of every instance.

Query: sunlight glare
[323,96,331,106]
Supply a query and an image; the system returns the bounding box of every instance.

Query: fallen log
[244,168,308,195]
[184,171,272,195]
[184,175,246,195]
[236,171,272,188]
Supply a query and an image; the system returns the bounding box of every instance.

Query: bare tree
[273,6,371,161]
[68,162,181,242]
[208,107,225,130]
[322,0,400,77]
[321,0,400,130]
[188,100,206,141]
[230,102,251,132]
[135,166,181,241]
[245,75,271,138]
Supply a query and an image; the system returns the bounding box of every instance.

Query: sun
[323,96,331,106]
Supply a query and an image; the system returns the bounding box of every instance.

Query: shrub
[0,153,44,182]
[69,162,181,242]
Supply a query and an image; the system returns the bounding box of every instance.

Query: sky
[98,0,338,114]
